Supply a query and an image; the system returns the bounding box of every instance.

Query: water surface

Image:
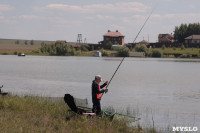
[0,55,200,128]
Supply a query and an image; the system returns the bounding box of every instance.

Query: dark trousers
[92,99,101,115]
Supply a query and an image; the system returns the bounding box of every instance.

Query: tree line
[40,43,90,56]
[15,40,34,45]
[174,23,200,43]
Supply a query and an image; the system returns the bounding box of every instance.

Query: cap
[95,75,103,82]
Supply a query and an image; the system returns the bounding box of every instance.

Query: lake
[0,55,200,129]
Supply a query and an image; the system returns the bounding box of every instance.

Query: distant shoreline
[1,38,200,58]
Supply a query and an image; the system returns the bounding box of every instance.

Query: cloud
[85,16,94,20]
[188,5,196,9]
[36,2,149,14]
[19,15,41,20]
[165,0,199,1]
[0,4,14,12]
[0,16,4,19]
[121,13,200,25]
[97,14,115,20]
[150,13,200,21]
[110,24,125,31]
[46,4,85,12]
[46,17,82,26]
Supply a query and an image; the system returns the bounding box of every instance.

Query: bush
[15,40,19,44]
[181,44,185,50]
[32,50,39,53]
[116,46,129,57]
[13,51,18,55]
[100,49,108,56]
[81,44,89,52]
[2,53,8,55]
[134,44,147,54]
[106,41,113,50]
[91,46,94,51]
[180,54,191,58]
[162,45,166,50]
[151,50,162,57]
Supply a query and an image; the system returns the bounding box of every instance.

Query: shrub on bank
[180,54,191,58]
[2,52,8,55]
[151,50,162,57]
[134,44,148,54]
[13,51,18,55]
[100,49,108,56]
[116,46,129,57]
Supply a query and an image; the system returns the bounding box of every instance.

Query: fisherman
[92,75,108,115]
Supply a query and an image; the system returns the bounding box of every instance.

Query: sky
[0,0,200,43]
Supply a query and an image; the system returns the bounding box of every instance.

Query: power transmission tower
[77,34,82,44]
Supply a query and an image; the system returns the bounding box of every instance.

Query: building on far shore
[102,30,125,46]
[55,40,67,44]
[158,34,174,43]
[138,40,149,45]
[185,35,200,44]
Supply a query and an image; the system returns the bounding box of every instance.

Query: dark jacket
[92,80,107,104]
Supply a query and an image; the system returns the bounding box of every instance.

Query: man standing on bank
[92,75,108,115]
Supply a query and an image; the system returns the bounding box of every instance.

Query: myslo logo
[172,126,198,132]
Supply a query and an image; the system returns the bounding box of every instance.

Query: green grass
[0,39,53,55]
[151,48,200,56]
[0,95,161,133]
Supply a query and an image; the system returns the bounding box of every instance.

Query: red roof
[55,40,67,43]
[185,35,200,40]
[139,40,149,44]
[104,30,124,37]
[158,34,174,38]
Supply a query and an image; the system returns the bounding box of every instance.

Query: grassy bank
[151,48,200,57]
[0,95,161,133]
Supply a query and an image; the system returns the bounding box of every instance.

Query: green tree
[116,46,129,57]
[181,44,185,50]
[106,41,113,50]
[174,23,200,42]
[152,50,162,57]
[15,40,20,44]
[100,49,108,56]
[81,44,89,51]
[134,44,148,54]
[30,40,34,45]
[91,46,94,51]
[41,42,45,46]
[13,51,18,55]
[24,40,28,45]
[162,44,166,50]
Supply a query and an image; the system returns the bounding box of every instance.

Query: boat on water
[18,53,26,56]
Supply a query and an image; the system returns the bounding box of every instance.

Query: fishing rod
[104,8,155,93]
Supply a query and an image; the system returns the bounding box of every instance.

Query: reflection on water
[0,55,200,129]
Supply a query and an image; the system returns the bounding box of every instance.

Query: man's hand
[104,88,108,93]
[105,81,108,84]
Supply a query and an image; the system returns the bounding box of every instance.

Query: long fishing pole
[104,8,155,93]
